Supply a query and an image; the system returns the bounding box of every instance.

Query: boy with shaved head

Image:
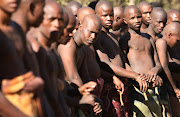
[138,1,152,32]
[111,6,128,41]
[120,5,162,116]
[143,7,167,42]
[58,14,103,116]
[167,9,180,24]
[66,1,82,17]
[94,1,151,117]
[156,22,180,117]
[27,1,69,117]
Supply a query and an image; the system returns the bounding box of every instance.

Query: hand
[79,94,96,106]
[145,68,159,82]
[113,76,124,94]
[152,75,163,87]
[23,77,44,93]
[93,102,102,115]
[174,88,180,99]
[78,81,97,95]
[135,76,148,93]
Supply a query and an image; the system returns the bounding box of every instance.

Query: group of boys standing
[0,0,179,117]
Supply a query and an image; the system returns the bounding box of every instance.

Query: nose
[160,22,164,28]
[69,32,73,37]
[52,19,60,28]
[107,15,111,20]
[91,33,95,39]
[147,13,150,18]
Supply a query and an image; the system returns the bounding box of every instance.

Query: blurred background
[57,0,180,11]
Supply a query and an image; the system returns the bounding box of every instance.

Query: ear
[168,33,172,39]
[116,16,120,22]
[30,3,35,16]
[123,18,127,24]
[79,24,83,31]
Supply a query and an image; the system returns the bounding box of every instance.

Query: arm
[148,38,162,76]
[58,38,83,87]
[94,37,140,79]
[156,39,180,97]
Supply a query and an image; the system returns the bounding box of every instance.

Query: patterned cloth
[2,72,39,117]
[128,84,162,117]
[100,78,129,117]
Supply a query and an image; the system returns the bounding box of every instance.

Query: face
[81,20,101,46]
[59,20,76,44]
[124,8,142,31]
[31,1,45,27]
[40,6,63,40]
[151,14,166,34]
[0,0,21,13]
[112,13,124,30]
[140,5,152,25]
[97,6,113,30]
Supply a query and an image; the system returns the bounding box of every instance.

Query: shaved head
[95,1,113,15]
[66,1,82,17]
[151,7,167,21]
[124,5,142,31]
[80,14,102,46]
[150,7,167,34]
[167,9,180,24]
[82,14,102,28]
[95,1,113,31]
[138,1,152,25]
[138,1,151,9]
[40,1,64,40]
[77,6,95,24]
[124,5,141,19]
[44,1,63,15]
[112,6,124,30]
[163,22,180,47]
[164,22,180,36]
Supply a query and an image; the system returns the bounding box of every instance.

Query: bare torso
[127,33,155,73]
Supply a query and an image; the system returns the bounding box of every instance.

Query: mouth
[158,28,163,32]
[135,24,141,28]
[9,2,18,8]
[106,22,112,26]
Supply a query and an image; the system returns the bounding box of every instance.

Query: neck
[73,30,83,47]
[11,10,29,33]
[102,26,109,34]
[147,25,157,37]
[141,23,148,30]
[38,29,51,50]
[0,9,11,27]
[129,28,140,35]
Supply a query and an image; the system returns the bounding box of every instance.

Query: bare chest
[128,36,152,53]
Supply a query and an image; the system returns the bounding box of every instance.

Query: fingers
[139,80,142,92]
[93,102,102,115]
[121,84,124,94]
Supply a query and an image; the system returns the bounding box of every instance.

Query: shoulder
[156,38,167,50]
[156,38,167,45]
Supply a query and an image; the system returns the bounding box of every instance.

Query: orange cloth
[2,72,38,117]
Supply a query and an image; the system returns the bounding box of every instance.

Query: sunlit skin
[66,1,82,17]
[167,9,180,24]
[138,1,152,31]
[156,22,180,117]
[144,7,167,42]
